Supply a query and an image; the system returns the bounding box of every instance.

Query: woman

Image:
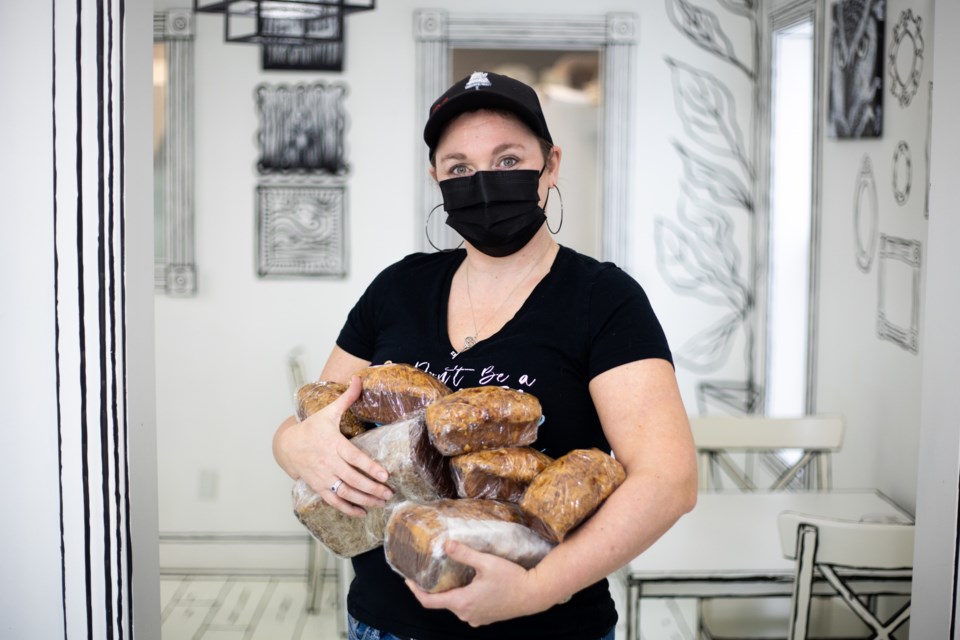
[273,71,697,640]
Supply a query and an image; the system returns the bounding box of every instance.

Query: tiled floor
[159,572,694,640]
[160,574,343,640]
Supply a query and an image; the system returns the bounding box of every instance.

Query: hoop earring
[425,204,464,252]
[545,185,564,235]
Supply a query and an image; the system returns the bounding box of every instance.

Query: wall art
[877,234,921,354]
[257,185,347,278]
[659,0,761,415]
[892,141,911,206]
[259,16,344,71]
[262,41,345,72]
[888,9,923,108]
[827,0,885,138]
[255,82,348,175]
[924,81,933,218]
[854,154,879,272]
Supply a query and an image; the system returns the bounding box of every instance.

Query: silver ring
[330,478,344,494]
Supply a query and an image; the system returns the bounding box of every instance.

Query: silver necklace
[460,245,553,353]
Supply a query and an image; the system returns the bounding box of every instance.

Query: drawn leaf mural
[657,0,761,408]
[674,311,743,372]
[666,0,754,78]
[655,218,747,311]
[666,57,753,177]
[717,0,755,17]
[677,190,750,309]
[674,142,754,212]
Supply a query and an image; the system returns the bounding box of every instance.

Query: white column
[912,0,960,636]
[0,0,157,636]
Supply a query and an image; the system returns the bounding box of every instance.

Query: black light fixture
[193,0,375,46]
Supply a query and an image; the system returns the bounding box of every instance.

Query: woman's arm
[272,346,391,517]
[408,357,697,624]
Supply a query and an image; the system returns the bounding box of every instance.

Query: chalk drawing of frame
[256,185,348,278]
[877,234,921,354]
[892,140,911,206]
[854,154,879,272]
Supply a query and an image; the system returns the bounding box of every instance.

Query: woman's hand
[272,376,393,517]
[405,541,557,627]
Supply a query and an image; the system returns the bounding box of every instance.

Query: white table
[625,490,913,639]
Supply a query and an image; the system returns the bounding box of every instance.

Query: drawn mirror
[414,11,637,266]
[154,9,197,295]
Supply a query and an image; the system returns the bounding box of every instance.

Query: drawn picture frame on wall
[259,16,345,71]
[876,234,921,354]
[256,81,349,175]
[262,41,345,71]
[827,0,886,138]
[257,185,347,278]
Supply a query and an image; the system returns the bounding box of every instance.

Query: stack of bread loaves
[290,362,626,593]
[292,363,455,557]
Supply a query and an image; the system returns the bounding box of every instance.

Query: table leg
[626,582,642,640]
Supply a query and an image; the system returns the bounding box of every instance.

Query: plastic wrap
[424,386,542,456]
[296,380,367,438]
[350,362,452,424]
[450,447,554,502]
[518,448,626,543]
[292,411,455,558]
[384,499,555,593]
[292,478,390,557]
[363,410,455,503]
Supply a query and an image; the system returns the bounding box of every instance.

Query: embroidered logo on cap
[464,71,492,91]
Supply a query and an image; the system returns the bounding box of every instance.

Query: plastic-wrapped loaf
[293,412,455,558]
[384,499,555,593]
[425,386,542,456]
[292,479,389,558]
[449,447,554,502]
[296,380,367,438]
[518,448,626,543]
[350,362,452,424]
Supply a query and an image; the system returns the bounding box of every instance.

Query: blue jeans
[348,614,615,640]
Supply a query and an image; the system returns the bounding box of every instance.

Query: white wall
[0,4,63,636]
[814,0,933,512]
[911,0,960,633]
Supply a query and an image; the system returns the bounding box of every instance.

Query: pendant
[463,336,477,351]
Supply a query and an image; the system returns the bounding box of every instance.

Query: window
[766,15,816,417]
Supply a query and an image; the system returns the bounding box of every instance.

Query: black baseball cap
[423,71,553,153]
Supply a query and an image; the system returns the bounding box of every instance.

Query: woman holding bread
[273,71,697,640]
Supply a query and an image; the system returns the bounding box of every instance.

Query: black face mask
[439,169,546,257]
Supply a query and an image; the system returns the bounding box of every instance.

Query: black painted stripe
[94,0,116,636]
[951,462,960,638]
[52,1,69,638]
[117,1,133,634]
[104,2,125,637]
[74,0,94,637]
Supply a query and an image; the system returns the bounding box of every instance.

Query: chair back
[691,414,844,491]
[777,510,914,639]
[778,511,914,568]
[287,347,308,412]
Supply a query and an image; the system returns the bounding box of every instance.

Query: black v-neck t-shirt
[336,246,672,640]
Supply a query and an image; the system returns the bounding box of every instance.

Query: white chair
[693,414,843,639]
[699,512,914,640]
[691,414,844,491]
[287,350,350,637]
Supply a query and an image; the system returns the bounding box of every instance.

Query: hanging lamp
[193,0,375,45]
